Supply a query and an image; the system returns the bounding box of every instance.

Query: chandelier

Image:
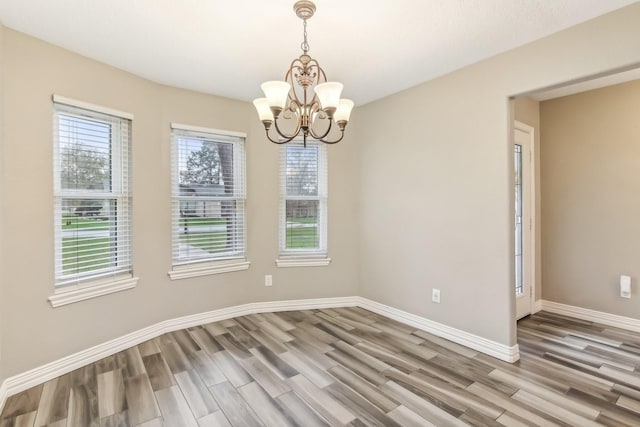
[253,1,354,146]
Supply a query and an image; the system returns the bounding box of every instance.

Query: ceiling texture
[0,0,637,105]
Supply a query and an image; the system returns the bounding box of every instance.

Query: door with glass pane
[515,124,533,319]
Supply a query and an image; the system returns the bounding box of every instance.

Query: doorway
[514,121,534,319]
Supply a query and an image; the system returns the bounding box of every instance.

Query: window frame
[49,95,137,307]
[169,123,249,280]
[277,140,331,267]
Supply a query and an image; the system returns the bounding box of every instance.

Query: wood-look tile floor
[2,308,640,426]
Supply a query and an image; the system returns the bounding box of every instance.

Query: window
[169,124,248,279]
[51,96,136,306]
[277,141,330,267]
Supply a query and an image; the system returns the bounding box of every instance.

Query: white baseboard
[533,299,543,313]
[0,295,515,413]
[0,381,7,417]
[540,300,640,332]
[357,298,520,363]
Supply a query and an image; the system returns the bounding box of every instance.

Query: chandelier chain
[301,19,310,53]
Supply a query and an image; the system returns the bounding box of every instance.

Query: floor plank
[1,384,42,419]
[197,410,232,427]
[97,369,126,419]
[275,391,328,427]
[123,374,160,425]
[237,381,295,426]
[208,382,262,427]
[174,370,219,418]
[67,383,100,427]
[33,374,69,426]
[155,385,198,427]
[287,374,356,425]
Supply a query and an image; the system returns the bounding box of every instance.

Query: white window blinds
[171,126,246,265]
[53,101,132,286]
[280,141,327,256]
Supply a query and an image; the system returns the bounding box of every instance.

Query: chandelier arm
[319,129,345,144]
[288,58,323,108]
[312,118,345,144]
[287,63,303,107]
[274,102,303,136]
[315,62,327,83]
[308,113,334,141]
[271,120,299,143]
[265,130,296,144]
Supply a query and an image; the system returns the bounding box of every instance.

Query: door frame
[514,120,536,319]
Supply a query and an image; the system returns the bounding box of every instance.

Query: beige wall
[513,97,541,301]
[540,79,640,317]
[356,3,640,346]
[0,23,5,370]
[0,29,359,380]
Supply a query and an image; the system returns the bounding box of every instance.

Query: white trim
[169,260,250,280]
[276,257,331,268]
[170,122,246,138]
[533,299,543,313]
[357,298,520,363]
[514,120,536,318]
[0,381,7,415]
[48,275,138,308]
[540,300,640,332]
[0,295,518,410]
[170,128,247,266]
[279,141,328,257]
[52,94,133,120]
[53,103,133,289]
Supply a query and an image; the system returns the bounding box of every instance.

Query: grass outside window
[62,236,110,275]
[285,217,319,249]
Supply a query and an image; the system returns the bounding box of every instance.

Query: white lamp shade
[314,82,343,110]
[253,98,274,122]
[334,99,354,123]
[261,81,291,109]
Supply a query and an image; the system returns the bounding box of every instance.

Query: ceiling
[0,0,638,105]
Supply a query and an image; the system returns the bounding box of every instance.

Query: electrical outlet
[432,288,441,303]
[265,275,273,287]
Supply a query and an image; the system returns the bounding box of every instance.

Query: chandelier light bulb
[334,99,354,124]
[314,82,343,111]
[253,98,274,122]
[261,81,291,111]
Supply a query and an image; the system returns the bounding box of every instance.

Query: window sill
[49,274,138,308]
[276,256,331,268]
[169,259,251,280]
